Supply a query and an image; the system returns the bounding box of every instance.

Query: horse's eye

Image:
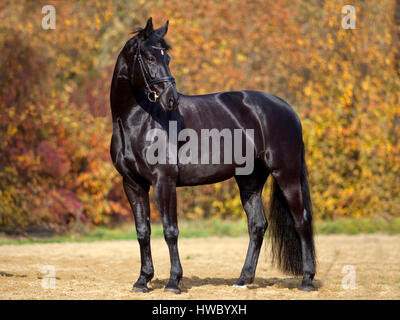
[148,55,155,63]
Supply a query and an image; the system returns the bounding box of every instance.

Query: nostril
[168,97,174,107]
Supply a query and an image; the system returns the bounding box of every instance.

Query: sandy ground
[0,235,399,300]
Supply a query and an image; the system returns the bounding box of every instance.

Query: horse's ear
[143,17,154,38]
[155,20,169,38]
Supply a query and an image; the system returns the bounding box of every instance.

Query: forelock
[129,29,171,51]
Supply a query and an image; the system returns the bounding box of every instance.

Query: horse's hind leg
[123,178,154,292]
[234,161,269,286]
[272,167,316,291]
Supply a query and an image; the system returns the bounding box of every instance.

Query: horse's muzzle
[166,96,178,111]
[162,87,179,112]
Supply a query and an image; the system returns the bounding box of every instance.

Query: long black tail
[268,144,315,276]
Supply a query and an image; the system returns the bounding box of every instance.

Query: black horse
[110,18,316,293]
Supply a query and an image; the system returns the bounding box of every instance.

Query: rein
[132,41,176,102]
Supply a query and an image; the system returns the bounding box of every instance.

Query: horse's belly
[176,164,236,186]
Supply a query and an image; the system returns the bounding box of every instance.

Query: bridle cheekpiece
[132,40,176,102]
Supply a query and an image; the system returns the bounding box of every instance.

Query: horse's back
[179,90,303,149]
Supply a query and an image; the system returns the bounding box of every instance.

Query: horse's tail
[268,143,315,276]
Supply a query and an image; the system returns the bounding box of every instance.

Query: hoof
[132,284,150,293]
[234,278,246,287]
[299,284,317,292]
[234,275,253,287]
[164,286,181,294]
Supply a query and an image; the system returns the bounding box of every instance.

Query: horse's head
[125,17,179,112]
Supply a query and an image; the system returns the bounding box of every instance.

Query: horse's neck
[110,75,140,121]
[111,54,163,126]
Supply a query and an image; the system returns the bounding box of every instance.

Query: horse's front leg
[123,179,153,292]
[153,175,182,294]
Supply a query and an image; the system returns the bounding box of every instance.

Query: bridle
[132,40,176,102]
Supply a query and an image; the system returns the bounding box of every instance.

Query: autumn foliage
[0,0,399,230]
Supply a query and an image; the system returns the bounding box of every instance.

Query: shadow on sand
[149,276,322,293]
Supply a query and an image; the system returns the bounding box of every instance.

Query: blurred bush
[0,0,399,230]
